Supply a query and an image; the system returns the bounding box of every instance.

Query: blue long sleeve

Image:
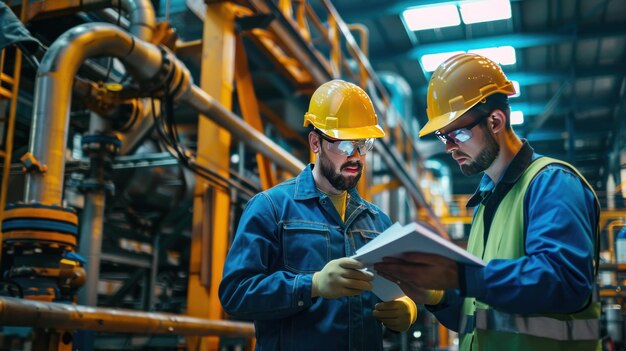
[465,166,596,313]
[218,193,313,320]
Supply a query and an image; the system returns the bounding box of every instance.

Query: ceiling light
[421,51,465,72]
[460,0,512,24]
[510,110,524,125]
[468,46,516,65]
[402,4,460,31]
[421,46,515,72]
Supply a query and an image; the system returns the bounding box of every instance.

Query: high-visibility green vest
[460,157,601,351]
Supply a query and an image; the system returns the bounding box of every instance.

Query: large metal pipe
[26,22,305,205]
[22,0,156,42]
[96,0,156,41]
[119,0,156,41]
[0,296,255,337]
[77,190,106,306]
[25,23,162,205]
[182,85,306,174]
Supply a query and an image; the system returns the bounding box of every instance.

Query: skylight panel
[468,46,516,65]
[421,51,465,72]
[510,110,524,125]
[460,0,512,24]
[402,4,460,31]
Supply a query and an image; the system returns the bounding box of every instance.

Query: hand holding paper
[375,253,460,291]
[312,257,374,299]
[352,222,484,301]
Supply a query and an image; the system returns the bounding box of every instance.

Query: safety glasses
[316,130,375,156]
[435,114,489,144]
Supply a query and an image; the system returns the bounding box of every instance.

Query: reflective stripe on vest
[459,309,599,341]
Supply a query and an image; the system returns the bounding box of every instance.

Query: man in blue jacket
[219,80,417,350]
[375,53,600,351]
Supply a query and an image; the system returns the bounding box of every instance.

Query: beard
[319,147,363,190]
[459,126,500,176]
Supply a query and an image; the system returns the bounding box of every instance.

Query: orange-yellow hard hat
[419,53,517,137]
[304,79,385,140]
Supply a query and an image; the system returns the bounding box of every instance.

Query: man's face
[442,115,500,176]
[457,125,499,176]
[318,138,364,190]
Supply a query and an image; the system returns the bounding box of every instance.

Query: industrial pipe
[95,0,156,41]
[22,0,156,42]
[26,22,305,206]
[118,0,156,41]
[25,23,162,205]
[0,296,255,337]
[182,85,306,174]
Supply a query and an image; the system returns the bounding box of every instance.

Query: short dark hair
[468,93,511,129]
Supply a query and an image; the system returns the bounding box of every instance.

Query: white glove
[312,257,373,299]
[373,296,418,332]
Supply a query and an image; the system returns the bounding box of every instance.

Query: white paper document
[352,222,485,301]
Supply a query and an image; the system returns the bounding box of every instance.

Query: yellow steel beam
[439,216,473,225]
[234,34,276,190]
[257,102,308,148]
[606,220,626,264]
[0,19,24,270]
[247,29,313,86]
[369,179,402,197]
[186,3,239,351]
[600,210,626,229]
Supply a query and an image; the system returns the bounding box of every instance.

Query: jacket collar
[293,164,320,201]
[467,140,534,207]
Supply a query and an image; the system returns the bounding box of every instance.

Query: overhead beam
[524,130,610,142]
[331,0,438,21]
[511,98,616,117]
[331,0,524,22]
[371,25,626,64]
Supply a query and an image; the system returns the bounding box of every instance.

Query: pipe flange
[3,203,78,225]
[157,45,192,102]
[2,230,78,247]
[81,134,122,155]
[1,203,79,247]
[78,179,115,194]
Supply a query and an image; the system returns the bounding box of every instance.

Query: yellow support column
[186,3,238,351]
[234,34,276,190]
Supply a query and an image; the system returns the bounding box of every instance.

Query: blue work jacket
[219,164,393,351]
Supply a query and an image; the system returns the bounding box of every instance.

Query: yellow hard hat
[419,53,517,137]
[304,79,385,140]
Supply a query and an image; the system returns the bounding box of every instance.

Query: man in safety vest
[219,80,417,350]
[375,53,600,351]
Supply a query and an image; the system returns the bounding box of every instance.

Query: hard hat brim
[419,85,517,137]
[317,124,385,140]
[418,107,472,137]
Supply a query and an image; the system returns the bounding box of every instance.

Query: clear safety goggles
[316,130,375,156]
[435,113,488,144]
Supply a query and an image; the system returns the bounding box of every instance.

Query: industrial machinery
[2,1,626,351]
[0,0,454,350]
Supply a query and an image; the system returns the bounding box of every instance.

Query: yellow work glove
[312,257,373,299]
[426,289,444,305]
[373,296,418,332]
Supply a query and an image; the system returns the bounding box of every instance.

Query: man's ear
[309,131,321,153]
[489,110,507,134]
